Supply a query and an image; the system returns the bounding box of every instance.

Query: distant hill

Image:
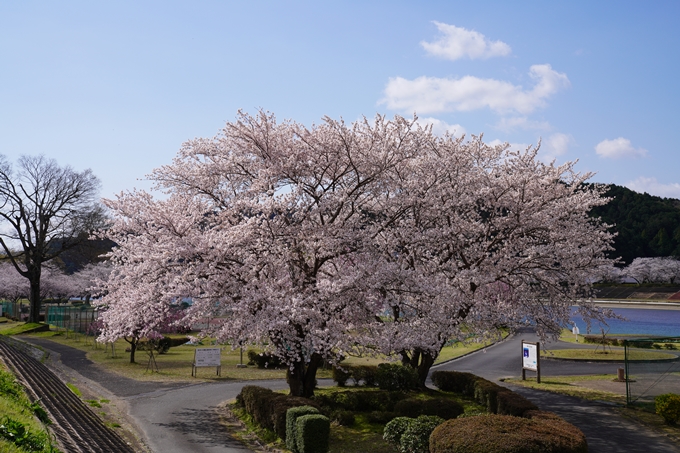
[589,184,680,264]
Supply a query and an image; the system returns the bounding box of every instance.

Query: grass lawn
[545,348,677,361]
[1,321,503,383]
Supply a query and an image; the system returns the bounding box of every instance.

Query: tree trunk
[126,337,138,363]
[416,351,436,388]
[28,272,41,324]
[286,352,323,398]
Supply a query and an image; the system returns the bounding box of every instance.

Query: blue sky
[2,1,679,200]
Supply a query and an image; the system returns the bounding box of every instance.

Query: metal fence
[45,305,99,334]
[624,337,680,406]
[1,301,29,321]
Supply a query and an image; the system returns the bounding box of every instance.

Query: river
[571,307,680,337]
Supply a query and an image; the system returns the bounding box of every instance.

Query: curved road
[22,333,680,453]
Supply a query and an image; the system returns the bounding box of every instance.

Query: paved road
[433,328,680,453]
[22,333,680,453]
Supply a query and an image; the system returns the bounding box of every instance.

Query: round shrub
[376,363,419,391]
[366,410,398,424]
[401,415,444,453]
[429,414,588,453]
[384,417,412,447]
[655,393,680,425]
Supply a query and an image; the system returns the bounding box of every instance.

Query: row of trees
[0,262,110,305]
[96,111,616,397]
[606,257,680,285]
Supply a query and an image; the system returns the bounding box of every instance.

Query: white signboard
[194,348,221,367]
[522,342,538,371]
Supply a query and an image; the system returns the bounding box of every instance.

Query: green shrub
[237,385,283,431]
[0,370,24,401]
[384,415,444,453]
[431,371,478,394]
[286,406,319,452]
[271,397,318,439]
[384,417,412,448]
[296,414,330,453]
[496,390,538,417]
[247,350,285,369]
[394,398,463,420]
[330,410,355,426]
[376,363,419,391]
[313,389,402,412]
[366,410,398,424]
[472,379,503,413]
[429,414,588,453]
[400,415,444,453]
[664,343,677,350]
[655,393,680,425]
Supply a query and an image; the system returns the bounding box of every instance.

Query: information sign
[521,340,540,383]
[192,348,222,376]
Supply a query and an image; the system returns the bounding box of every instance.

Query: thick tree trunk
[416,351,436,388]
[28,273,41,324]
[286,352,323,398]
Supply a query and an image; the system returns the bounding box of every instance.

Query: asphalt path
[433,328,680,453]
[21,333,680,453]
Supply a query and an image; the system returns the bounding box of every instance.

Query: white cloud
[595,137,647,159]
[539,133,573,162]
[421,22,511,61]
[414,117,466,137]
[495,116,551,132]
[626,177,680,199]
[381,64,570,115]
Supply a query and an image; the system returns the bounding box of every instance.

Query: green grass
[0,363,60,452]
[9,324,503,384]
[0,321,50,336]
[545,348,676,361]
[66,383,82,397]
[504,375,626,404]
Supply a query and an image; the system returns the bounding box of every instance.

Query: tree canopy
[98,112,614,396]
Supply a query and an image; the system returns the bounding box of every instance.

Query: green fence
[1,301,29,321]
[45,305,99,334]
[624,337,680,406]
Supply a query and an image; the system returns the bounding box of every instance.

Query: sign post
[192,348,222,377]
[521,340,540,383]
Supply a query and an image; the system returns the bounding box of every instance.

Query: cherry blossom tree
[362,137,615,384]
[98,111,615,394]
[625,257,680,284]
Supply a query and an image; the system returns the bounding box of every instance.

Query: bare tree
[0,155,105,323]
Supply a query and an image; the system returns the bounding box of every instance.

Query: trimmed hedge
[384,415,444,453]
[312,389,404,412]
[296,414,330,453]
[429,414,588,453]
[236,385,318,438]
[394,398,463,420]
[655,393,680,425]
[376,363,419,391]
[430,371,537,417]
[286,406,319,452]
[332,365,381,387]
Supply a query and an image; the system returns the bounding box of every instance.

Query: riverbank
[594,300,680,310]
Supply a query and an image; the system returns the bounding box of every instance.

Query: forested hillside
[590,184,680,264]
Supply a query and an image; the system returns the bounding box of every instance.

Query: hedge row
[333,363,419,390]
[431,371,537,416]
[332,365,379,386]
[236,385,319,439]
[429,413,588,453]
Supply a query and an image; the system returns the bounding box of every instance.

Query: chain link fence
[624,337,680,406]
